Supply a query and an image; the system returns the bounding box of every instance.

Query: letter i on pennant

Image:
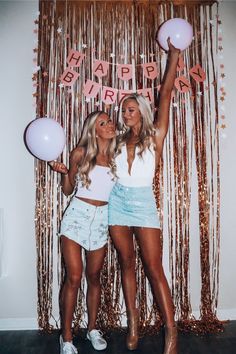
[83,80,101,98]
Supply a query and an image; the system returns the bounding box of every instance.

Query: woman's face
[95,113,115,140]
[122,99,142,128]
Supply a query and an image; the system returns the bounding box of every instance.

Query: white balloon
[25,117,66,161]
[156,18,193,51]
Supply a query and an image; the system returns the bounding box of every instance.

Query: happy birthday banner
[60,49,206,105]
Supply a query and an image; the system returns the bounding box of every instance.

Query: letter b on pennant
[60,68,79,86]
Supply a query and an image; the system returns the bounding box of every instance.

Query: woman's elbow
[61,185,73,196]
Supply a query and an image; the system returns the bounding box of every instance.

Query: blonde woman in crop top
[49,111,116,354]
[108,39,180,354]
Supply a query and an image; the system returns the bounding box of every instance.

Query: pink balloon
[25,117,66,161]
[156,18,193,51]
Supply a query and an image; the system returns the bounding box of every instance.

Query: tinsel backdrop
[33,0,225,334]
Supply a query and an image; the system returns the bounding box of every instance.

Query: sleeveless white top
[75,165,115,202]
[115,144,156,187]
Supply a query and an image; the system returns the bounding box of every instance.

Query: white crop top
[75,165,115,202]
[115,144,156,187]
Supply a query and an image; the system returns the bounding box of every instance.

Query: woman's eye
[100,121,106,126]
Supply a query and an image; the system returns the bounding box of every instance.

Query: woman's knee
[66,272,82,288]
[119,253,135,272]
[86,270,101,287]
[145,262,165,283]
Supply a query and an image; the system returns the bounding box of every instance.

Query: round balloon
[156,18,193,51]
[25,117,66,161]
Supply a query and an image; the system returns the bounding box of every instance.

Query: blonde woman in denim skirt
[108,39,180,354]
[49,111,116,354]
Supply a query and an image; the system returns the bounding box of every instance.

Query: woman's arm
[154,38,180,155]
[49,147,84,196]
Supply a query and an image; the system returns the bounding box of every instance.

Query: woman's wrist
[169,50,180,60]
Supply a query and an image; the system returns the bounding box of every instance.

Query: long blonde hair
[117,94,156,157]
[77,111,116,188]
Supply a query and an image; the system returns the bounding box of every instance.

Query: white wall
[0,0,38,329]
[216,0,236,319]
[0,0,235,330]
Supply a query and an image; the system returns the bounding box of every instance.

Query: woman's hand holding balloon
[48,161,69,175]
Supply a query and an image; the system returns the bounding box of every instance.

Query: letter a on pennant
[83,80,101,98]
[66,49,85,67]
[93,60,109,78]
[189,64,206,83]
[175,76,191,93]
[60,68,79,86]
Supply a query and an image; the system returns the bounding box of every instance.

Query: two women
[52,38,179,354]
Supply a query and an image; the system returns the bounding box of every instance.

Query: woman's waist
[111,183,156,203]
[71,196,108,210]
[75,183,114,203]
[117,176,154,188]
[75,196,108,206]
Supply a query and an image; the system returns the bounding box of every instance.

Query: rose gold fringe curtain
[35,0,223,333]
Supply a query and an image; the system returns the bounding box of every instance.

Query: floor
[0,321,236,354]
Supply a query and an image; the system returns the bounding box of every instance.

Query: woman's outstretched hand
[48,161,69,174]
[167,37,181,56]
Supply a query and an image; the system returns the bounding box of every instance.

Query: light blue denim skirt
[59,197,108,251]
[108,183,160,228]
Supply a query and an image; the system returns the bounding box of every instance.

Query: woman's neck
[130,124,141,138]
[97,139,109,155]
[128,129,141,145]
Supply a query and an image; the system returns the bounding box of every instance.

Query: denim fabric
[59,197,108,251]
[108,183,160,228]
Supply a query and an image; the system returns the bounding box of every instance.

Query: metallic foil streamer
[35,0,223,334]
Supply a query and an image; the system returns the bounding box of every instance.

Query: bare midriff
[75,196,108,207]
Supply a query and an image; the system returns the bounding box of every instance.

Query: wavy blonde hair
[77,111,116,188]
[116,93,156,157]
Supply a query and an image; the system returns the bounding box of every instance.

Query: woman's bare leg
[60,236,83,342]
[110,225,139,349]
[109,225,136,312]
[135,227,175,327]
[85,246,106,331]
